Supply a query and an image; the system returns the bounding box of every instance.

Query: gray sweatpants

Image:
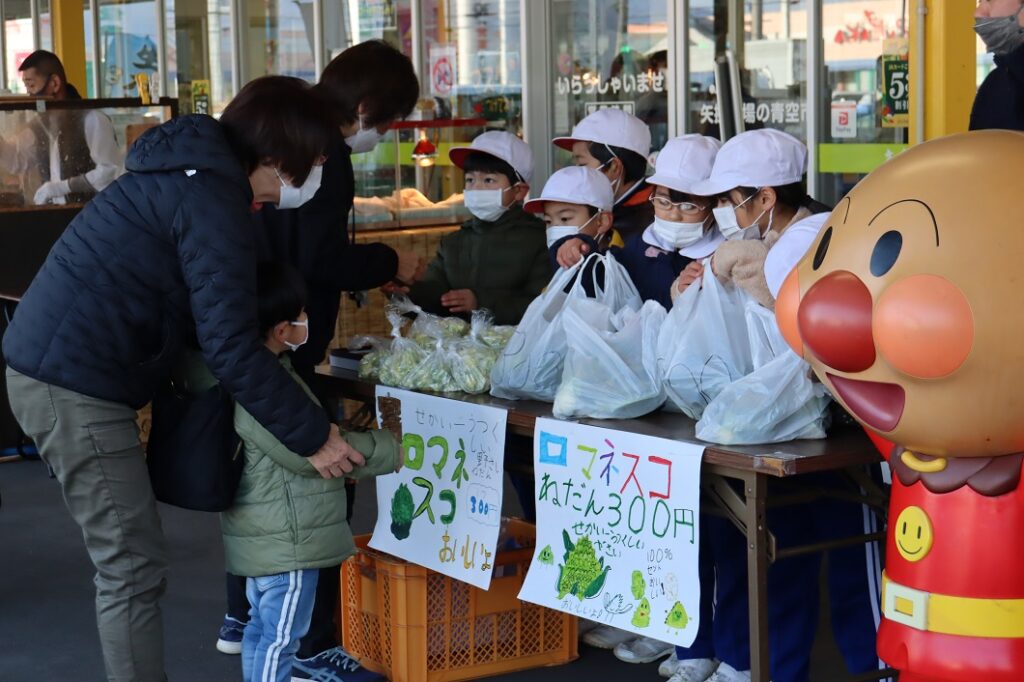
[6,368,168,682]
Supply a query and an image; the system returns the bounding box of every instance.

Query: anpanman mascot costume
[775,131,1024,682]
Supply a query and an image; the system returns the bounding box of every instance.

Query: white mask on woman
[464,187,511,222]
[284,319,309,352]
[345,118,385,154]
[650,215,709,250]
[276,164,322,210]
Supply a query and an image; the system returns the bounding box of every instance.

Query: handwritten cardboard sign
[370,387,508,589]
[518,418,704,646]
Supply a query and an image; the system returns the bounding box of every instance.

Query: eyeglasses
[649,195,708,213]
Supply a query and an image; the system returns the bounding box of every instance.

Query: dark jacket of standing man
[971,1,1024,130]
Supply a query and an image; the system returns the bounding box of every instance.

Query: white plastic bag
[695,302,831,444]
[554,299,667,419]
[657,261,754,419]
[491,252,641,402]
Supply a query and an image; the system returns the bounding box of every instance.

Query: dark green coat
[408,205,549,325]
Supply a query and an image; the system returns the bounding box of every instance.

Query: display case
[0,97,178,208]
[350,115,487,231]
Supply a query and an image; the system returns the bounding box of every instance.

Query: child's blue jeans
[242,569,319,682]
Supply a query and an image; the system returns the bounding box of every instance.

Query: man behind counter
[0,50,123,205]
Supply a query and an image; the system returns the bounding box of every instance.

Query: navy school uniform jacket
[549,231,689,308]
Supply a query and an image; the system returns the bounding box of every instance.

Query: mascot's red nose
[797,270,876,373]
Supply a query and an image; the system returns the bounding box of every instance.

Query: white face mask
[284,319,309,352]
[464,187,511,222]
[276,164,322,210]
[345,118,385,154]
[650,215,709,250]
[713,191,772,241]
[596,157,622,195]
[546,212,600,249]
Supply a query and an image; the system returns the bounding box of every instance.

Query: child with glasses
[552,135,722,309]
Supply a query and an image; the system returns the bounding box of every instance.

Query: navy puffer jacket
[3,115,329,457]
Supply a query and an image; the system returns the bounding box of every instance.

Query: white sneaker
[614,636,674,664]
[581,625,637,650]
[667,658,720,682]
[706,662,752,682]
[659,650,681,677]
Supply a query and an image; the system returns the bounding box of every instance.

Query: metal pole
[521,0,551,188]
[30,0,40,50]
[751,0,762,41]
[782,0,790,40]
[668,0,690,136]
[155,0,168,98]
[410,0,424,95]
[913,0,927,143]
[0,0,8,91]
[231,0,242,94]
[90,0,101,97]
[807,0,822,199]
[312,0,323,78]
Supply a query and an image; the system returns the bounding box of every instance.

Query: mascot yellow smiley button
[895,506,933,562]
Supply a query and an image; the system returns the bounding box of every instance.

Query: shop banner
[882,38,909,129]
[370,387,508,589]
[518,419,704,647]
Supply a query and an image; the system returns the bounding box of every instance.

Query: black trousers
[226,479,357,658]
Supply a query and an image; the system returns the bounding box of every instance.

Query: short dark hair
[462,151,520,184]
[316,40,420,128]
[19,50,65,79]
[219,76,333,185]
[737,181,810,210]
[257,262,307,337]
[588,142,648,183]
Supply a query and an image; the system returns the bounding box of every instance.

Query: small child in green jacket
[220,262,401,682]
[407,131,549,325]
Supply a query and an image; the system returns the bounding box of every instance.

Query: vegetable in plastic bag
[695,302,830,444]
[492,252,642,402]
[657,261,754,419]
[349,335,391,380]
[554,299,667,419]
[450,311,500,394]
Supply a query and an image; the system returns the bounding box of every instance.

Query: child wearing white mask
[683,129,831,309]
[553,135,722,309]
[407,131,548,325]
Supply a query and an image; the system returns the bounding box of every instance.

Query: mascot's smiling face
[776,131,1024,459]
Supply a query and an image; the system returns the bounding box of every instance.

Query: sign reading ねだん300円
[370,387,508,589]
[518,418,704,647]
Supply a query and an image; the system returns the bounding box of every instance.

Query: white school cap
[449,131,535,184]
[646,135,722,196]
[523,166,615,214]
[764,212,830,298]
[692,129,807,196]
[551,108,652,160]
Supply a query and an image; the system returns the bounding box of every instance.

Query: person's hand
[395,250,425,286]
[674,260,705,293]
[308,424,366,479]
[380,282,410,296]
[441,289,478,313]
[33,179,70,205]
[557,238,590,269]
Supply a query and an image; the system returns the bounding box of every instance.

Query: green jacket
[171,352,399,577]
[408,205,549,325]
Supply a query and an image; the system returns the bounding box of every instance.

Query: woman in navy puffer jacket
[2,77,359,682]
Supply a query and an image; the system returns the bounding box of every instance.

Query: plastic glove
[34,179,71,205]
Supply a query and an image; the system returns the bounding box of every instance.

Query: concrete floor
[0,457,861,681]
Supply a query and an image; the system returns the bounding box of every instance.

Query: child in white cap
[407,131,548,325]
[553,134,723,309]
[686,129,831,309]
[553,108,655,240]
[523,165,616,297]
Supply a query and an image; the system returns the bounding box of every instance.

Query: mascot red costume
[775,131,1024,682]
